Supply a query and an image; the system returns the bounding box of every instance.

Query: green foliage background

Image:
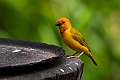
[0,0,120,80]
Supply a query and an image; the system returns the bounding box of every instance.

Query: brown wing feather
[70,27,91,52]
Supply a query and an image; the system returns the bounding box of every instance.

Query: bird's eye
[62,21,65,24]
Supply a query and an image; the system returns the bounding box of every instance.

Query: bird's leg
[72,52,78,56]
[67,52,84,58]
[77,52,84,58]
[67,52,78,58]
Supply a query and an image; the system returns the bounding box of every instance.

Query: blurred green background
[0,0,120,80]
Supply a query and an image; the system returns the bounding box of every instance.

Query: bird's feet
[67,56,79,58]
[67,52,84,59]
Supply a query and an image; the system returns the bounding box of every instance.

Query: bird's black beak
[55,22,61,26]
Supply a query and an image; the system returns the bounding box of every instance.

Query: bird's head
[55,18,71,32]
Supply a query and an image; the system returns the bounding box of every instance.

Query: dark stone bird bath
[0,38,83,80]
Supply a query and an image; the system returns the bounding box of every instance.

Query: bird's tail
[87,52,98,66]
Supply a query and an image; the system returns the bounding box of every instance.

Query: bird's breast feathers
[61,30,83,52]
[61,29,90,52]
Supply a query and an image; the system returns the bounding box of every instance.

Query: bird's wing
[70,27,91,52]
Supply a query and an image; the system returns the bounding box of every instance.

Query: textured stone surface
[0,57,84,80]
[0,38,83,80]
[0,38,64,69]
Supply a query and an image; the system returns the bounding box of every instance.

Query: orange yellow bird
[55,18,98,66]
